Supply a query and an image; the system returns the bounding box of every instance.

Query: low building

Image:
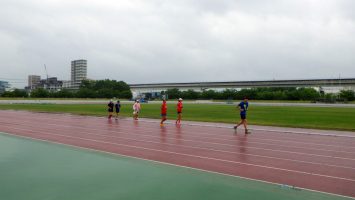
[37,77,63,92]
[0,81,10,94]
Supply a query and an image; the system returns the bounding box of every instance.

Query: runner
[133,100,141,120]
[175,98,183,125]
[160,99,167,126]
[107,99,114,119]
[115,100,121,120]
[234,97,251,134]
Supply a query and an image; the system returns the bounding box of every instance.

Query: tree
[340,90,355,101]
[273,91,287,100]
[80,80,95,89]
[76,88,96,98]
[296,88,320,100]
[165,88,181,100]
[201,90,219,99]
[13,89,28,97]
[78,79,132,98]
[97,88,114,98]
[236,89,257,100]
[1,89,28,97]
[30,88,49,98]
[51,89,75,98]
[256,91,274,100]
[119,90,133,99]
[0,91,12,97]
[181,89,200,99]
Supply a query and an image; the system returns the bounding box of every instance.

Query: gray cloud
[1,0,354,88]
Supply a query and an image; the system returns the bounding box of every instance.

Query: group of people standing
[107,98,184,125]
[107,97,250,134]
[107,100,121,120]
[159,98,183,126]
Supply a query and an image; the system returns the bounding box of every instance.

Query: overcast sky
[1,0,355,88]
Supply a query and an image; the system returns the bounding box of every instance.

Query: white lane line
[135,119,355,138]
[1,114,355,155]
[63,117,355,150]
[1,112,355,149]
[1,131,354,200]
[2,122,355,171]
[3,120,355,163]
[2,126,355,183]
[2,109,355,138]
[2,118,355,160]
[2,111,355,149]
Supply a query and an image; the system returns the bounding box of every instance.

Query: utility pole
[44,64,49,89]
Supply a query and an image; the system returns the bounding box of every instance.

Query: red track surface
[1,110,355,198]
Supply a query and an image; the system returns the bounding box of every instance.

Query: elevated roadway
[129,78,355,92]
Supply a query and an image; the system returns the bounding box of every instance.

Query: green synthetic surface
[0,133,350,200]
[1,103,355,130]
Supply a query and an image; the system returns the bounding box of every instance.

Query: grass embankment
[1,103,355,131]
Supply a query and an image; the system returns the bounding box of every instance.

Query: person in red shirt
[160,99,167,126]
[176,98,183,124]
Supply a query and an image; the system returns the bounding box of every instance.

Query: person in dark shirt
[234,97,251,134]
[107,100,114,119]
[115,100,121,120]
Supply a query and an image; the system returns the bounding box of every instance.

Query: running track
[1,110,355,198]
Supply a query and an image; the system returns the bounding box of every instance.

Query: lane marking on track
[127,118,355,138]
[1,114,355,153]
[3,120,355,164]
[2,109,354,143]
[2,118,355,161]
[2,122,355,171]
[2,109,355,138]
[0,131,354,200]
[2,126,355,183]
[2,109,354,138]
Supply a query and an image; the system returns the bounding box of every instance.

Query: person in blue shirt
[234,97,251,134]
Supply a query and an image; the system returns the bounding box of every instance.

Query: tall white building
[28,75,41,90]
[71,59,87,90]
[62,80,72,89]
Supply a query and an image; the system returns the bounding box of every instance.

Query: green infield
[0,103,355,131]
[0,133,350,200]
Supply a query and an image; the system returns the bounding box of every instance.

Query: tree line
[162,88,355,101]
[0,79,132,99]
[1,82,354,101]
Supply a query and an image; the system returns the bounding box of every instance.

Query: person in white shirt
[132,100,141,120]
